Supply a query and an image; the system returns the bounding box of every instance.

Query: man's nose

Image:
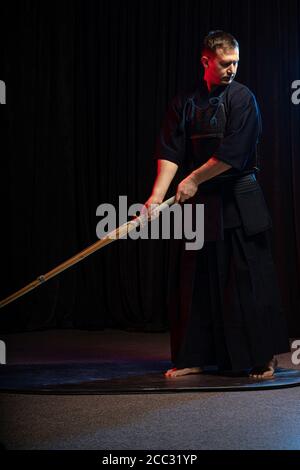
[227,65,235,75]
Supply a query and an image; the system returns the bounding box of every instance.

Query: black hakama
[167,224,290,371]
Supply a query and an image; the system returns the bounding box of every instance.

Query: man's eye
[221,61,238,67]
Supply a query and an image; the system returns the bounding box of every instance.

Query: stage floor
[1,329,300,450]
[0,329,299,394]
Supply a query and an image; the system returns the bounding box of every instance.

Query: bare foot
[249,357,278,379]
[164,367,203,378]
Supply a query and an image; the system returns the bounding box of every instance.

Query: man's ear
[201,56,209,68]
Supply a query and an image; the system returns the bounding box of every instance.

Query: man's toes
[164,368,177,377]
[164,367,202,378]
[249,361,276,378]
[165,368,185,377]
[166,370,183,377]
[164,368,184,377]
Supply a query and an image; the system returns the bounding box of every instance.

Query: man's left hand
[175,174,198,203]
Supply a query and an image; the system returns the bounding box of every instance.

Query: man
[145,30,290,378]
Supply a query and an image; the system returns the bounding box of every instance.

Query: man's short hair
[202,30,239,57]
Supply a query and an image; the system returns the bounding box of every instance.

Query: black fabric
[169,227,290,371]
[232,174,272,236]
[1,0,300,335]
[155,81,261,173]
[154,78,269,244]
[196,173,272,241]
[157,76,288,368]
[214,82,261,171]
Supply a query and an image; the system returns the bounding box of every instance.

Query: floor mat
[1,362,300,394]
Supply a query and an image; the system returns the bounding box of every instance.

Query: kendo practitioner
[144,31,290,378]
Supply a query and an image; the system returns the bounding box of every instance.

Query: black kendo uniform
[154,80,290,372]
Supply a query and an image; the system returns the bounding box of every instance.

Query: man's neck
[204,78,217,93]
[203,77,230,95]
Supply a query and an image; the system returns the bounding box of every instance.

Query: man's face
[202,47,239,87]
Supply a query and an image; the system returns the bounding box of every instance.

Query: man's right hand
[141,194,164,223]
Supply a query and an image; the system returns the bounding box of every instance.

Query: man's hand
[141,194,163,224]
[175,174,198,203]
[175,157,232,202]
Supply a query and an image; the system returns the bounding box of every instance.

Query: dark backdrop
[1,0,300,334]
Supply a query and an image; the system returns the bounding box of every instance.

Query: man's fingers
[175,191,182,203]
[140,205,149,219]
[141,203,160,221]
[176,191,187,203]
[149,203,160,220]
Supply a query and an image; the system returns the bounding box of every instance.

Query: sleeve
[214,88,261,171]
[153,96,185,166]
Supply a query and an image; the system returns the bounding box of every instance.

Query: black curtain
[1,0,300,334]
